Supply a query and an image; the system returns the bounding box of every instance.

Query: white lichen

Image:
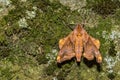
[18,18,28,28]
[26,10,36,19]
[33,6,37,11]
[104,51,120,74]
[104,25,120,74]
[116,52,120,61]
[21,0,27,2]
[26,6,37,19]
[102,25,120,40]
[46,49,58,64]
[109,30,120,40]
[105,56,116,69]
[59,0,86,11]
[52,77,58,80]
[104,55,116,73]
[0,0,11,6]
[102,31,109,39]
[0,0,13,18]
[0,8,4,12]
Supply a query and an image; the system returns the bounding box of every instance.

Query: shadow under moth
[57,24,102,63]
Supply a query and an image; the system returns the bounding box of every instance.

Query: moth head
[74,24,83,37]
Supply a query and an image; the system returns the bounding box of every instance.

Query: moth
[57,24,102,63]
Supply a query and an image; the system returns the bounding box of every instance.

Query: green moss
[44,61,58,75]
[0,18,7,27]
[0,68,13,80]
[108,40,117,57]
[5,27,13,36]
[0,47,10,60]
[0,32,8,45]
[0,33,6,44]
[0,0,120,79]
[86,0,120,17]
[107,72,116,80]
[57,70,66,80]
[36,54,48,65]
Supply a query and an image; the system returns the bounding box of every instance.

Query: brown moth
[57,24,102,63]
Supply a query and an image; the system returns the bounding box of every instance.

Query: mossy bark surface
[0,0,120,80]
